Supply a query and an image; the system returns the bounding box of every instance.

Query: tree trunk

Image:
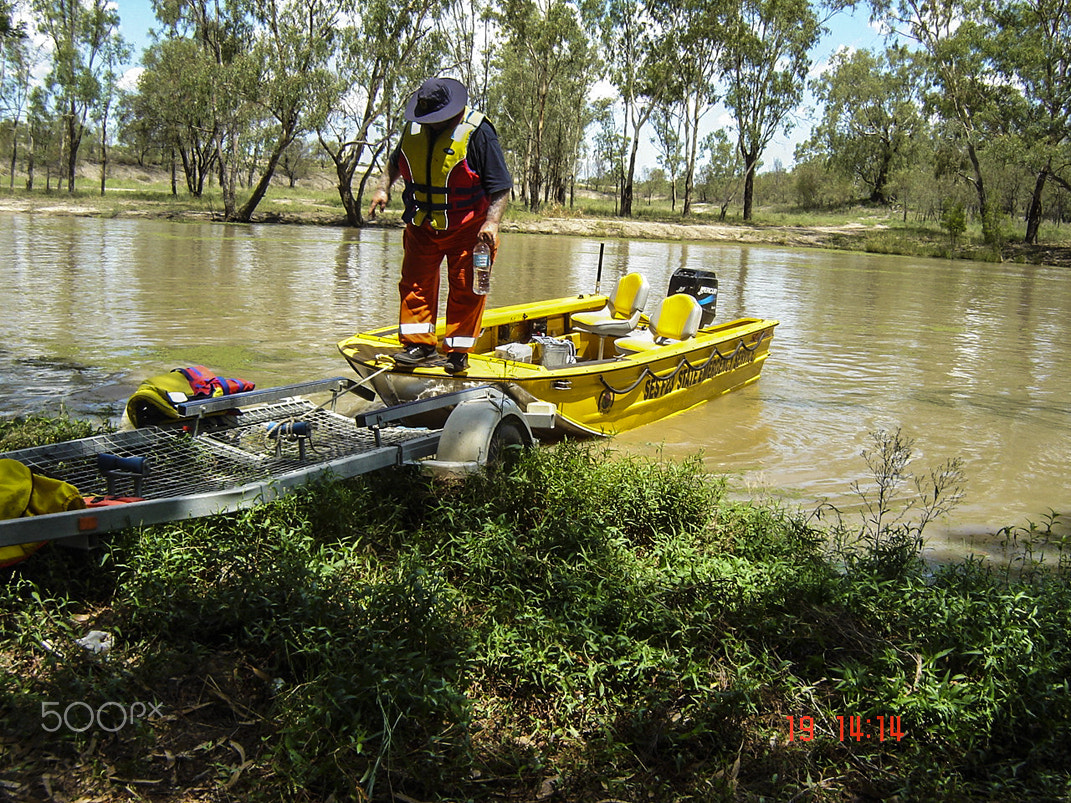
[8,119,16,190]
[234,134,290,222]
[217,133,238,220]
[65,105,82,193]
[1024,168,1048,245]
[25,129,34,190]
[529,79,549,213]
[355,153,381,227]
[683,95,699,217]
[742,151,758,220]
[965,141,994,244]
[871,154,892,205]
[338,177,358,225]
[321,134,372,228]
[99,125,108,196]
[621,135,640,218]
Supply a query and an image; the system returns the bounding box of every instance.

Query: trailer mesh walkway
[5,401,418,501]
[1,398,441,547]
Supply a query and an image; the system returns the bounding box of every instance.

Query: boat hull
[338,295,778,437]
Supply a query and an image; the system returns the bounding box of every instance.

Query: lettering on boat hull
[643,343,758,401]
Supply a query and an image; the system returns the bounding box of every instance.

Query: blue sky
[114,0,157,60]
[112,0,891,169]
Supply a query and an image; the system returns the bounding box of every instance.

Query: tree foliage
[805,45,925,204]
[723,0,822,219]
[493,0,596,211]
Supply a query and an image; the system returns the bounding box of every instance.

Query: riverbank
[2,416,1070,802]
[4,186,1071,268]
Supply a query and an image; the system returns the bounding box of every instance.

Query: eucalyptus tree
[25,83,57,188]
[722,0,821,219]
[493,0,596,211]
[599,0,676,217]
[91,24,130,194]
[149,0,256,214]
[805,45,924,204]
[134,38,220,195]
[696,128,742,219]
[230,0,343,222]
[650,106,683,209]
[866,0,1005,243]
[547,83,594,205]
[32,0,124,191]
[152,0,341,222]
[666,0,733,216]
[317,0,449,227]
[2,6,33,187]
[984,0,1071,243]
[445,0,493,105]
[589,95,623,199]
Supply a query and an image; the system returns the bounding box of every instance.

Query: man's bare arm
[368,162,402,218]
[478,189,510,244]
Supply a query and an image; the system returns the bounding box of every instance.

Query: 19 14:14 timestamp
[785,715,905,742]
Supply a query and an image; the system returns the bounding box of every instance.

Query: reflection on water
[2,214,1069,550]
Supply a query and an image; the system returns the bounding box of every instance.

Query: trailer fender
[424,395,534,475]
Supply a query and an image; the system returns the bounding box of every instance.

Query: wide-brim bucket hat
[405,77,468,124]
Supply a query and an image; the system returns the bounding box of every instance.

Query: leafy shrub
[4,425,1070,801]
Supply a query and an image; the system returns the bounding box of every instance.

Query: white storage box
[494,342,534,363]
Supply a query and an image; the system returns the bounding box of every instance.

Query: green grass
[0,412,103,452]
[2,417,1070,801]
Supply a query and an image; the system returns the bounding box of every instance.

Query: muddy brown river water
[2,214,1068,558]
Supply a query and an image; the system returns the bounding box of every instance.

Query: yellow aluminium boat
[338,268,778,438]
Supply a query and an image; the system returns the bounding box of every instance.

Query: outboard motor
[667,268,718,327]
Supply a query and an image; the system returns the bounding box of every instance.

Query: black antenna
[594,243,605,294]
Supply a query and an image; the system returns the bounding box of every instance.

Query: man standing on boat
[368,76,512,375]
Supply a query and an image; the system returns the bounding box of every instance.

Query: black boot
[394,343,436,366]
[444,353,469,374]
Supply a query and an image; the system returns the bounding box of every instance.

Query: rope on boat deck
[598,332,769,397]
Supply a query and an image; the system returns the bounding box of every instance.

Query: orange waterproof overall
[399,219,498,353]
[397,108,494,354]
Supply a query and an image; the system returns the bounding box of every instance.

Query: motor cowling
[667,268,718,327]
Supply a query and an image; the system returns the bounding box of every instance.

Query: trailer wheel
[423,391,535,476]
[487,418,530,468]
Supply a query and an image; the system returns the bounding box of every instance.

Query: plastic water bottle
[473,241,492,295]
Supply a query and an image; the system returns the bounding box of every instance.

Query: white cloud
[810,44,856,78]
[118,66,143,92]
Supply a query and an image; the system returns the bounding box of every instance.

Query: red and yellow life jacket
[398,108,488,230]
[174,366,254,397]
[124,366,255,428]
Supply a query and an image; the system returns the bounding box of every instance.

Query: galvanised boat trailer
[1,378,545,556]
